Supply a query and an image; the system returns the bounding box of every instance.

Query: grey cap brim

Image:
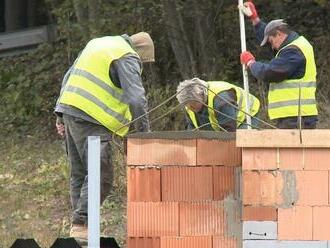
[260,35,268,46]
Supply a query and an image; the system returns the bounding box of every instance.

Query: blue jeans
[276,116,318,129]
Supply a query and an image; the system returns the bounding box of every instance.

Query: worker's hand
[239,1,259,22]
[240,51,256,67]
[56,120,65,138]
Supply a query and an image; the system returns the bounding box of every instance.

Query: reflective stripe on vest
[186,81,260,131]
[268,36,318,120]
[58,36,139,136]
[64,85,130,125]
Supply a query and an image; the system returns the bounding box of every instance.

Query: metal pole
[88,136,100,248]
[239,0,252,129]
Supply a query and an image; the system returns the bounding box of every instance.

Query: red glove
[243,1,259,21]
[240,51,255,67]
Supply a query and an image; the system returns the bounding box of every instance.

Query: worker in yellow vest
[54,32,154,240]
[239,1,318,129]
[176,78,260,131]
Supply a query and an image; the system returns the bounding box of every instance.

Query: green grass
[0,134,127,248]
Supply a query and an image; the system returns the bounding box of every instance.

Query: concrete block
[243,240,328,248]
[243,221,277,240]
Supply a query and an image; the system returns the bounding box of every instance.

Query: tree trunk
[162,0,196,79]
[88,0,101,36]
[192,0,218,78]
[72,0,88,24]
[72,0,89,39]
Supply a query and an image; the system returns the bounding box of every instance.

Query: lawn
[0,134,127,248]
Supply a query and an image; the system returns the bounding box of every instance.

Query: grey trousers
[63,114,114,225]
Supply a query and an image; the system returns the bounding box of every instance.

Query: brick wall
[126,131,242,248]
[237,129,330,248]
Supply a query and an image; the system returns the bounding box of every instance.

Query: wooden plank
[237,130,330,148]
[302,130,330,148]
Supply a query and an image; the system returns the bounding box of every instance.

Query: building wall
[238,130,330,248]
[126,131,242,248]
[126,130,330,248]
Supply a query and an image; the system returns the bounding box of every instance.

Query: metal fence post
[88,136,100,248]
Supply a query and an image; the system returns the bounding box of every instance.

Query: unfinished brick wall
[237,130,330,248]
[126,131,242,248]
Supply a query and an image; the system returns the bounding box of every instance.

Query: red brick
[213,166,235,200]
[304,148,330,170]
[179,202,224,236]
[242,171,261,205]
[278,206,312,240]
[313,206,330,240]
[127,237,160,248]
[242,206,277,221]
[295,171,328,206]
[243,171,283,206]
[127,167,161,202]
[197,139,241,166]
[162,166,213,201]
[260,171,282,206]
[161,236,212,248]
[213,236,238,248]
[279,148,304,170]
[242,148,278,170]
[127,202,179,237]
[127,138,196,166]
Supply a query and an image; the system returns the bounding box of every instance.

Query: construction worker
[54,32,154,240]
[176,78,260,131]
[239,1,318,129]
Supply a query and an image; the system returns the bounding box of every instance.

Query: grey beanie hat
[129,32,155,62]
[260,19,288,46]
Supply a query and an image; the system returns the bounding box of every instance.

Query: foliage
[0,1,330,246]
[1,0,329,134]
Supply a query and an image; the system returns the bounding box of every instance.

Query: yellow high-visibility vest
[186,81,260,131]
[58,36,139,136]
[268,36,317,120]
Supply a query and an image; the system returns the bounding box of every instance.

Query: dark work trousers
[238,112,261,130]
[63,114,114,225]
[276,116,318,129]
